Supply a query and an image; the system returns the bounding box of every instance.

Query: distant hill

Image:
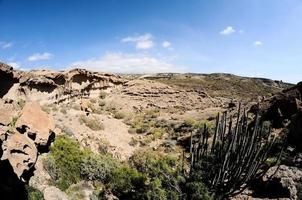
[138,73,293,100]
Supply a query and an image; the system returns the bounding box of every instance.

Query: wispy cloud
[71,52,184,73]
[121,33,154,50]
[162,41,174,50]
[28,52,53,61]
[220,26,236,35]
[162,41,171,48]
[253,41,263,47]
[0,41,13,49]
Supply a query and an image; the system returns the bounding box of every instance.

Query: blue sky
[0,0,301,83]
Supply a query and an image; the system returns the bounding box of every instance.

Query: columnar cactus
[189,105,281,199]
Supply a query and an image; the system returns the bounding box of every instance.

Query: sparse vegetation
[157,74,287,100]
[41,105,51,113]
[43,135,90,190]
[60,108,67,115]
[26,185,44,200]
[99,91,107,99]
[79,115,104,131]
[114,111,126,119]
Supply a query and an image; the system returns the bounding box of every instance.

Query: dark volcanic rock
[259,82,302,150]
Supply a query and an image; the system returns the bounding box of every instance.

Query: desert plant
[44,135,91,190]
[81,154,119,182]
[99,91,107,99]
[60,108,67,115]
[114,111,126,119]
[109,166,146,199]
[129,150,185,199]
[99,100,106,107]
[98,138,110,154]
[297,179,302,200]
[79,115,104,131]
[188,107,282,199]
[26,186,44,200]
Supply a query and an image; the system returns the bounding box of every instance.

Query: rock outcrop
[120,79,220,110]
[257,82,302,150]
[0,100,56,198]
[254,165,302,200]
[16,102,55,149]
[1,132,38,180]
[0,62,123,104]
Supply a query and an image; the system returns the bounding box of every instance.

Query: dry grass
[79,115,104,131]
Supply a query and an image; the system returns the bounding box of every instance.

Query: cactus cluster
[189,105,281,199]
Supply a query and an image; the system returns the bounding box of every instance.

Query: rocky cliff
[0,100,56,199]
[0,62,123,104]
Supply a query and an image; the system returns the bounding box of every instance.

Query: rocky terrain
[0,61,301,200]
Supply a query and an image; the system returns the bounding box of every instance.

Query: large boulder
[0,100,56,199]
[1,132,37,181]
[258,82,302,150]
[15,102,55,148]
[262,165,302,200]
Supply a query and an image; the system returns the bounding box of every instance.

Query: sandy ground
[52,104,136,160]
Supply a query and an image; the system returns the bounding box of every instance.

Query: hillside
[0,62,301,200]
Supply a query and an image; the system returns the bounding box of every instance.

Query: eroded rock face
[258,82,302,150]
[259,82,302,127]
[0,100,56,198]
[1,132,37,181]
[0,105,15,126]
[0,63,18,98]
[0,62,123,103]
[261,165,302,200]
[16,102,55,148]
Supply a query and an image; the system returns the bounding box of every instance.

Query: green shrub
[44,135,123,192]
[99,91,107,99]
[129,150,184,199]
[109,166,146,200]
[185,182,213,200]
[98,139,110,154]
[99,100,106,107]
[66,182,92,200]
[114,111,126,119]
[81,154,118,182]
[129,137,139,146]
[79,115,104,131]
[60,108,67,115]
[297,179,302,200]
[26,186,44,200]
[44,135,91,190]
[145,109,160,119]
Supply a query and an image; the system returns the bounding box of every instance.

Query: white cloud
[71,52,184,73]
[28,52,53,61]
[238,30,245,34]
[0,42,13,49]
[162,41,171,48]
[253,41,263,47]
[121,33,154,50]
[220,26,236,35]
[7,62,21,69]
